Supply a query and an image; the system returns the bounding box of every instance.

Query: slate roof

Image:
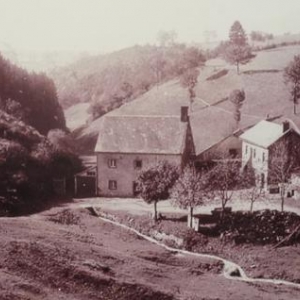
[94,115,187,154]
[190,106,261,156]
[240,120,286,148]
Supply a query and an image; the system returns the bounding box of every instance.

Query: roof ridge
[106,114,180,118]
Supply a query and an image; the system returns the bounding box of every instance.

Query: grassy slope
[0,206,299,300]
[101,208,300,284]
[66,44,300,154]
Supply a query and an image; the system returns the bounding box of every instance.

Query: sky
[0,0,300,54]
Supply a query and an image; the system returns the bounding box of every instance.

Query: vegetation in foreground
[0,111,81,216]
[0,51,81,215]
[0,206,298,300]
[98,208,300,284]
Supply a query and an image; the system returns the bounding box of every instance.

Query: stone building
[94,107,195,197]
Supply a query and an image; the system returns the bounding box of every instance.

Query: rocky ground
[0,206,299,300]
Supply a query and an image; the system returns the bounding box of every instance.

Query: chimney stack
[283,121,290,132]
[181,106,189,122]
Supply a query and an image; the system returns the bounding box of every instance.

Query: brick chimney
[283,121,290,132]
[181,106,189,122]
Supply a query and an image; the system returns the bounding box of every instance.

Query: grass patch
[97,208,300,284]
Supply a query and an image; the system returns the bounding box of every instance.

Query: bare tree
[241,167,265,212]
[206,157,242,213]
[171,165,208,227]
[269,136,300,211]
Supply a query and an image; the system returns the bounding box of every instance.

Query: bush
[181,229,208,252]
[215,210,300,245]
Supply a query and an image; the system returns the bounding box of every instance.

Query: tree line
[0,53,80,215]
[0,53,66,134]
[137,149,299,223]
[0,111,81,215]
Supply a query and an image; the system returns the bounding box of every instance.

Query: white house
[240,120,299,189]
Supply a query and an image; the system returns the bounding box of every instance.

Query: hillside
[66,44,300,154]
[51,44,205,113]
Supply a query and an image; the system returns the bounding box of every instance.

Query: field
[0,206,299,300]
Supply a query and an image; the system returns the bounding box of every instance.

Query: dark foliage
[0,53,66,134]
[216,210,300,245]
[206,69,228,81]
[137,161,179,221]
[0,112,81,215]
[250,31,274,42]
[284,54,300,114]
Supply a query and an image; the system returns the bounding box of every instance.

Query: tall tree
[240,167,265,212]
[224,21,252,74]
[137,161,179,221]
[180,68,200,112]
[171,165,208,228]
[229,21,247,46]
[229,89,245,128]
[284,55,300,115]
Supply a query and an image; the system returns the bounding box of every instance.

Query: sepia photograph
[0,0,300,299]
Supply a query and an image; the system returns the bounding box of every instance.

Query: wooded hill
[51,44,205,116]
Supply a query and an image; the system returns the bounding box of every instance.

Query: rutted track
[93,209,300,290]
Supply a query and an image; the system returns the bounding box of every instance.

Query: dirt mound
[48,208,87,225]
[2,240,174,300]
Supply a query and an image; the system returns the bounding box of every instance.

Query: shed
[74,166,97,198]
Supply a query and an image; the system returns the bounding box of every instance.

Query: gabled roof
[94,115,187,155]
[190,105,261,156]
[240,120,285,148]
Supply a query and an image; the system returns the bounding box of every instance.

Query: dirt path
[71,196,300,216]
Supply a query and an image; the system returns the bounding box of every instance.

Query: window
[108,180,117,190]
[245,145,248,154]
[260,173,265,188]
[108,159,117,168]
[134,159,142,169]
[262,152,265,162]
[253,148,256,158]
[133,181,139,196]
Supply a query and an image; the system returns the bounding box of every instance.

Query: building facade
[240,120,300,189]
[95,107,195,197]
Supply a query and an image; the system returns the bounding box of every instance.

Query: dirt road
[0,206,299,299]
[70,196,300,216]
